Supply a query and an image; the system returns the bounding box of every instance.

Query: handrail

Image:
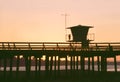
[0,42,120,51]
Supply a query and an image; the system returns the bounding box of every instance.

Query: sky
[0,0,120,42]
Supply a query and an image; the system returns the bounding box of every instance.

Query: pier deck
[0,42,120,56]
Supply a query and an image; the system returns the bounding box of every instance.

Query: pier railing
[0,42,120,51]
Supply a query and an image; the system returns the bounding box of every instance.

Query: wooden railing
[0,42,120,51]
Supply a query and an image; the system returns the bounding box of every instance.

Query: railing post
[2,42,5,50]
[13,43,16,50]
[28,43,32,50]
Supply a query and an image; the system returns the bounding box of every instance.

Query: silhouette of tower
[67,25,93,48]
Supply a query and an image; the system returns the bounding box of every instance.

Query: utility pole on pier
[61,13,69,41]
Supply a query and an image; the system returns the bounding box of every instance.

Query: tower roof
[67,25,93,29]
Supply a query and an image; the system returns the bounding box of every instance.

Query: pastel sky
[0,0,120,42]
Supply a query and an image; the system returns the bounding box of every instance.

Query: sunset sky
[0,0,120,42]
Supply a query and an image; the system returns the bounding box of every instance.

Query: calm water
[0,65,120,71]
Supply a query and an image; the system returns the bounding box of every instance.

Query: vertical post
[65,56,68,76]
[50,56,53,77]
[101,56,103,71]
[45,55,49,78]
[38,57,41,77]
[35,57,38,78]
[81,56,84,71]
[97,56,100,71]
[0,58,1,72]
[61,13,69,41]
[88,57,90,71]
[10,57,13,78]
[70,56,73,73]
[101,56,107,72]
[54,56,56,78]
[92,56,94,72]
[114,56,117,72]
[58,56,60,76]
[76,56,79,71]
[25,56,29,78]
[16,55,20,78]
[73,56,75,71]
[4,57,7,79]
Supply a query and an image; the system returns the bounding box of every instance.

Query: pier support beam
[114,56,117,72]
[35,57,38,78]
[88,57,90,71]
[54,55,57,79]
[76,56,79,71]
[97,56,100,71]
[81,56,85,71]
[70,56,73,74]
[92,56,94,72]
[58,56,60,76]
[3,57,7,78]
[45,55,49,77]
[101,56,107,72]
[25,56,31,78]
[65,56,68,75]
[38,57,41,77]
[73,56,75,71]
[10,56,13,78]
[54,56,57,78]
[50,56,53,76]
[16,55,20,78]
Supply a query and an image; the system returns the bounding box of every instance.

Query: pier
[0,25,120,81]
[0,42,120,79]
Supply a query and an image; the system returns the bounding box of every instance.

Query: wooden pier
[0,42,120,81]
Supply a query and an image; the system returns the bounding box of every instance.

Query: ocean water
[0,65,120,71]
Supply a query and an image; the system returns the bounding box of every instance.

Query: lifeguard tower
[67,25,94,48]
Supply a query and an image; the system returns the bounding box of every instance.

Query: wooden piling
[65,56,68,75]
[16,55,20,78]
[45,55,49,77]
[38,57,41,77]
[58,56,60,76]
[35,57,38,78]
[25,56,29,77]
[81,56,84,71]
[10,57,13,78]
[92,56,94,72]
[54,56,57,78]
[50,56,53,76]
[70,56,73,73]
[88,57,90,71]
[73,56,75,71]
[97,56,100,71]
[76,56,79,71]
[3,58,7,78]
[114,56,117,72]
[101,56,107,72]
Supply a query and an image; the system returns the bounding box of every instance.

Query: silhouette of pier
[0,25,120,81]
[0,42,120,79]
